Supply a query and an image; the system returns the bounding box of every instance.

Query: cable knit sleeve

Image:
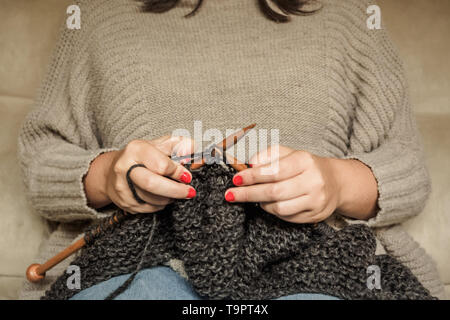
[327,0,431,227]
[17,11,118,222]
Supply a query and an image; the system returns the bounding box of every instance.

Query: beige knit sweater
[17,0,445,299]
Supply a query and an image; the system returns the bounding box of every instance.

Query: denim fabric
[70,266,339,300]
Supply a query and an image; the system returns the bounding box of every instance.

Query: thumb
[153,135,196,158]
[249,145,294,167]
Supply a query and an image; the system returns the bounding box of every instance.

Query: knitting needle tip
[26,264,45,283]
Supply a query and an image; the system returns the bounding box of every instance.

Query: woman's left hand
[224,145,343,224]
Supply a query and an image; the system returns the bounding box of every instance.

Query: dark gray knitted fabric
[42,163,435,300]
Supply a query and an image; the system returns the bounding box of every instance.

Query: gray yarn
[105,213,157,300]
[42,163,435,300]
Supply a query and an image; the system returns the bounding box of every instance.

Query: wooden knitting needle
[26,239,85,283]
[26,125,256,282]
[26,211,129,283]
[220,123,256,151]
[191,123,255,170]
[190,148,248,172]
[215,148,249,172]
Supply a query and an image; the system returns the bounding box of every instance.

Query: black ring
[126,164,147,204]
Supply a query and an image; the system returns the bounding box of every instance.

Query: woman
[18,0,444,299]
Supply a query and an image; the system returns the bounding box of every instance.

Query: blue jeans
[70,266,339,300]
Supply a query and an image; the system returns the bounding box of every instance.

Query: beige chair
[0,0,448,299]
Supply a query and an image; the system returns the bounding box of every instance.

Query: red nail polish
[225,191,235,202]
[180,172,191,184]
[233,175,243,186]
[187,187,196,198]
[248,164,253,168]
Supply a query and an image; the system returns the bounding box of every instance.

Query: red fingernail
[180,172,191,184]
[187,187,196,198]
[225,191,235,202]
[232,175,243,186]
[248,164,253,168]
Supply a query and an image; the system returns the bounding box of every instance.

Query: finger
[108,184,168,214]
[225,175,309,203]
[172,136,196,157]
[154,135,196,157]
[137,142,192,182]
[260,202,319,224]
[259,195,314,216]
[172,136,197,164]
[130,166,196,199]
[233,150,312,186]
[128,203,167,214]
[248,145,294,167]
[262,198,332,224]
[134,186,175,206]
[274,211,319,224]
[149,135,172,145]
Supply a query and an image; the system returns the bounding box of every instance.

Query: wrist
[98,151,118,199]
[329,158,378,220]
[327,157,348,212]
[84,151,118,209]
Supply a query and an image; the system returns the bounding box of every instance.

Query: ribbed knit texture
[17,0,444,298]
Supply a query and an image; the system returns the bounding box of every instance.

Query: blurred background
[0,0,449,299]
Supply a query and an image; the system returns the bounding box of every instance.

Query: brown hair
[137,0,321,23]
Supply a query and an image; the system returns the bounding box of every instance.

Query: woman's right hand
[84,136,196,214]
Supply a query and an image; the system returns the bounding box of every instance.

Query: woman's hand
[224,145,378,223]
[84,136,196,214]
